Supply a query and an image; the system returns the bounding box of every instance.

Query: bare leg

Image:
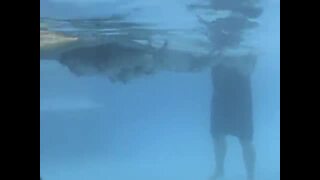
[212,135,227,180]
[239,138,256,180]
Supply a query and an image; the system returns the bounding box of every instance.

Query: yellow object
[40,30,78,50]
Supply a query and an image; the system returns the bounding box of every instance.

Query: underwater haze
[40,0,280,180]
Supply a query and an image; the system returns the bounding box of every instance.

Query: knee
[239,138,254,149]
[213,135,227,148]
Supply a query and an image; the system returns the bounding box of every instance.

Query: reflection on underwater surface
[40,0,279,179]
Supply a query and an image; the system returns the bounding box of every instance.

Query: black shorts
[210,65,254,141]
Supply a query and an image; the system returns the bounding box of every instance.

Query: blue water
[40,0,280,180]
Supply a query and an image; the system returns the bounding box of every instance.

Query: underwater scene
[40,0,280,180]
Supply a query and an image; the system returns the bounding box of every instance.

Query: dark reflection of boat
[56,39,220,83]
[40,17,213,81]
[40,17,174,60]
[39,13,255,83]
[40,16,211,56]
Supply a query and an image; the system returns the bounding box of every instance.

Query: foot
[210,169,224,180]
[247,173,254,180]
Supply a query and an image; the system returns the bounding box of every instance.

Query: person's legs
[212,134,227,180]
[239,138,256,180]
